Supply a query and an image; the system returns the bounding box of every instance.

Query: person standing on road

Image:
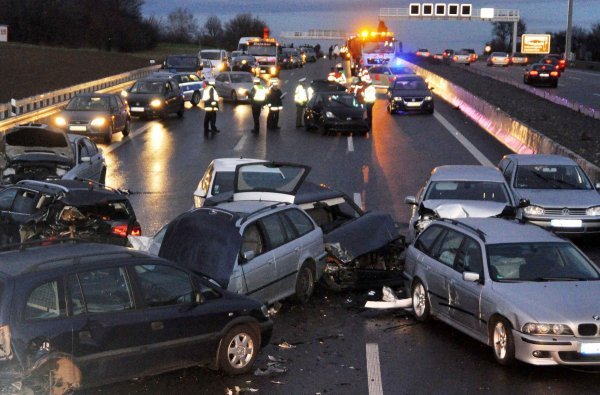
[202,79,220,135]
[333,44,340,60]
[361,78,377,130]
[294,78,308,128]
[266,79,283,130]
[328,45,333,60]
[250,78,267,133]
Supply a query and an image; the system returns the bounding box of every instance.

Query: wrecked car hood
[3,127,73,163]
[423,199,508,218]
[325,211,399,259]
[158,208,242,288]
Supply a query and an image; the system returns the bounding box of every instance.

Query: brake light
[525,57,528,63]
[453,56,458,61]
[559,59,566,64]
[529,70,539,76]
[112,224,142,237]
[0,325,11,360]
[550,71,559,77]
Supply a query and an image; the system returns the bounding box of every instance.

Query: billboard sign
[521,34,551,54]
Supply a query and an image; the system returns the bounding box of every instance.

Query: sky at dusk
[143,0,600,52]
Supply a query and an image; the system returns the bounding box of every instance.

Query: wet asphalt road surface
[77,60,600,394]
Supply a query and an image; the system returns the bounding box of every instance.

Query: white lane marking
[593,93,600,97]
[347,136,354,152]
[234,134,248,151]
[103,123,154,154]
[284,80,289,84]
[290,72,295,76]
[433,112,494,167]
[567,76,582,80]
[353,192,362,208]
[366,343,383,395]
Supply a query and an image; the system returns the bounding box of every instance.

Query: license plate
[580,343,600,355]
[540,73,549,77]
[130,107,144,112]
[346,117,352,121]
[550,219,582,228]
[406,102,421,107]
[69,125,87,131]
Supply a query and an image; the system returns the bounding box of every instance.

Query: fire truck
[246,37,281,77]
[346,30,402,68]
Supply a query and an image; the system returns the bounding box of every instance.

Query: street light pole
[565,0,574,60]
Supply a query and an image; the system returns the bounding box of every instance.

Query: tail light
[559,59,566,65]
[529,70,539,76]
[550,71,559,77]
[525,57,528,63]
[112,223,142,237]
[0,325,11,359]
[453,56,458,61]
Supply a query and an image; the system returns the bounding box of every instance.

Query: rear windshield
[130,81,164,94]
[66,96,109,111]
[74,201,133,221]
[201,51,221,60]
[6,128,68,147]
[390,66,412,75]
[231,74,253,83]
[165,56,198,68]
[392,79,427,90]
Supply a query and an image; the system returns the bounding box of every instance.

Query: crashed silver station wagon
[405,165,516,243]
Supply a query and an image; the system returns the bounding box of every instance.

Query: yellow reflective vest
[294,85,307,105]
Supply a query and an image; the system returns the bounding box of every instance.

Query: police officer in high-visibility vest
[294,79,308,128]
[335,63,346,84]
[361,77,377,129]
[266,78,283,130]
[202,79,220,135]
[250,77,267,133]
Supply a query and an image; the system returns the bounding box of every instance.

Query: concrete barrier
[0,65,161,121]
[405,60,600,181]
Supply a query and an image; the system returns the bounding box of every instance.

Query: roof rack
[239,202,289,225]
[16,179,70,193]
[440,218,487,242]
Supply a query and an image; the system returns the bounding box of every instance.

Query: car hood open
[158,208,242,289]
[423,200,509,218]
[3,127,73,163]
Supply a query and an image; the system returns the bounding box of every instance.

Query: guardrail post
[10,99,17,117]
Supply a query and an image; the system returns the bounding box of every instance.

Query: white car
[199,49,229,73]
[487,52,510,67]
[194,158,267,208]
[452,51,473,65]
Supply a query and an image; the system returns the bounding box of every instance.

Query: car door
[237,221,277,304]
[72,139,94,180]
[108,96,124,131]
[83,138,103,181]
[7,187,39,224]
[447,237,484,334]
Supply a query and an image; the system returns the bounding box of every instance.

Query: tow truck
[346,30,402,68]
[246,37,281,77]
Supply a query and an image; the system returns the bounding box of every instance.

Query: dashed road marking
[347,136,354,152]
[433,112,493,167]
[234,134,248,151]
[103,122,154,154]
[366,343,383,395]
[593,93,600,97]
[567,76,582,80]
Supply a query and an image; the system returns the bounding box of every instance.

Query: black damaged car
[0,241,272,394]
[303,92,369,135]
[386,75,434,114]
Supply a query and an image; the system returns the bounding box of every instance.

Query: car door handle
[79,331,92,341]
[151,321,164,331]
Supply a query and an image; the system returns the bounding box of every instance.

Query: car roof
[444,218,562,245]
[212,158,267,172]
[215,200,283,215]
[430,165,505,182]
[504,154,577,166]
[0,242,150,277]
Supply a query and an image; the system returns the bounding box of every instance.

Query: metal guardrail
[405,60,600,182]
[0,65,161,122]
[463,64,600,120]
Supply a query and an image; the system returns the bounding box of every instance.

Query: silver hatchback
[404,218,600,366]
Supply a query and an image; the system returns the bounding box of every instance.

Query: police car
[170,72,205,106]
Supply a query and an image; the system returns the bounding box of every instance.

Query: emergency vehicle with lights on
[246,37,281,77]
[346,30,402,68]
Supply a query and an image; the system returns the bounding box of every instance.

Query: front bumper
[514,330,600,365]
[324,118,369,133]
[524,216,600,234]
[64,123,109,136]
[129,106,163,117]
[390,99,434,112]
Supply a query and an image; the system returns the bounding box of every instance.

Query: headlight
[55,116,67,127]
[393,97,403,102]
[424,95,433,101]
[217,63,225,71]
[3,168,15,176]
[90,117,106,127]
[586,206,600,216]
[150,99,162,108]
[121,90,128,98]
[523,205,544,216]
[325,111,335,119]
[523,323,573,336]
[270,66,276,74]
[238,88,247,95]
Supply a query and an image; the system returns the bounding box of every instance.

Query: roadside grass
[130,43,199,61]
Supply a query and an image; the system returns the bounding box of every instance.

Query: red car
[541,54,567,72]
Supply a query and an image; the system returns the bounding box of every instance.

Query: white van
[199,49,229,73]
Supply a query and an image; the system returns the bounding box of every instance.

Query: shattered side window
[134,265,194,307]
[25,280,65,321]
[78,268,134,313]
[75,201,132,221]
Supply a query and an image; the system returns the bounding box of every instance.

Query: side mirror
[595,182,600,190]
[81,156,91,163]
[463,272,480,283]
[405,196,417,205]
[242,250,255,261]
[517,198,530,208]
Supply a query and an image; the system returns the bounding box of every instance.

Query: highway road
[459,60,600,111]
[60,59,600,394]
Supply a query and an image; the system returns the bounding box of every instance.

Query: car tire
[491,317,516,365]
[103,126,113,144]
[191,91,201,106]
[177,104,184,118]
[412,280,431,322]
[100,167,106,184]
[291,263,315,304]
[552,81,558,88]
[322,126,330,136]
[523,77,528,84]
[231,91,238,104]
[122,118,131,137]
[218,324,259,375]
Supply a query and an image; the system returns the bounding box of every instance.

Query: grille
[70,120,88,125]
[404,97,424,102]
[543,208,587,216]
[559,352,600,362]
[578,323,598,336]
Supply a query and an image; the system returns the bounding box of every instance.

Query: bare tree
[201,15,223,47]
[162,7,199,44]
[223,13,267,50]
[491,20,526,52]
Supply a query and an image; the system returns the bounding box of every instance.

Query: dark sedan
[123,77,185,119]
[386,75,434,114]
[304,92,368,135]
[54,94,130,144]
[307,79,347,100]
[523,63,560,87]
[162,54,203,74]
[0,242,272,393]
[541,54,567,72]
[231,55,259,74]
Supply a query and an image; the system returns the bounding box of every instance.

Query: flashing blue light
[395,58,403,65]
